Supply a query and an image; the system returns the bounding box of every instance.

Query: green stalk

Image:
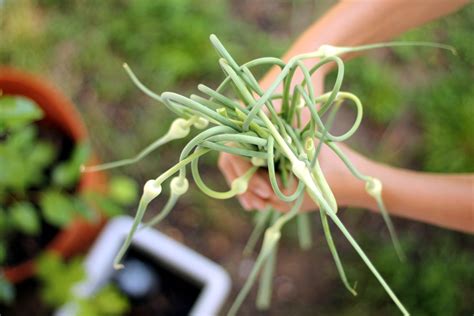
[296,212,312,250]
[111,36,455,316]
[228,196,304,316]
[191,154,258,199]
[142,194,178,228]
[243,208,273,256]
[113,149,208,269]
[258,110,408,315]
[267,136,305,202]
[256,211,280,310]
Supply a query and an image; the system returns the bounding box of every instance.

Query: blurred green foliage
[0,124,55,193]
[398,5,474,172]
[341,60,403,124]
[417,71,474,172]
[108,176,139,206]
[330,233,474,316]
[0,96,82,236]
[329,6,474,315]
[0,96,44,131]
[37,252,130,315]
[0,95,138,305]
[340,4,474,172]
[0,0,279,176]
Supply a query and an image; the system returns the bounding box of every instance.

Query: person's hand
[218,63,358,212]
[218,142,369,212]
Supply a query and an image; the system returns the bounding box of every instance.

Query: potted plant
[0,68,130,303]
[55,216,231,316]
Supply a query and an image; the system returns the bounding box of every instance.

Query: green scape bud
[304,137,315,153]
[170,176,189,196]
[291,160,307,180]
[251,157,266,167]
[365,177,382,197]
[169,118,191,139]
[296,95,305,109]
[193,117,209,129]
[143,180,162,202]
[317,44,345,58]
[231,178,248,195]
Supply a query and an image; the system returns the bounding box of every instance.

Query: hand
[218,62,349,212]
[218,142,368,212]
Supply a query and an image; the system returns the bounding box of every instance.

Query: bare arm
[337,150,474,233]
[260,0,469,90]
[218,0,474,234]
[270,0,474,232]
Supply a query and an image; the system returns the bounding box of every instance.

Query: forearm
[347,161,474,233]
[260,0,469,89]
[281,0,468,61]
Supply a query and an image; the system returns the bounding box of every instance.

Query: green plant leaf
[9,201,40,235]
[0,207,9,233]
[77,284,130,316]
[36,253,129,314]
[72,196,98,221]
[0,96,43,131]
[53,144,90,188]
[36,252,64,280]
[108,176,138,206]
[39,190,75,227]
[0,124,56,192]
[30,141,56,170]
[0,241,6,264]
[37,253,85,307]
[84,192,124,218]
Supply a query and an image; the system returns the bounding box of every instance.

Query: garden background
[1,0,473,315]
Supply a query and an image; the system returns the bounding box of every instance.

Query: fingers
[229,155,269,210]
[218,152,238,183]
[239,190,266,211]
[231,157,272,200]
[219,152,273,211]
[218,152,300,213]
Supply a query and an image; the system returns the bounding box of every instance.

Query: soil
[4,219,59,267]
[114,246,203,316]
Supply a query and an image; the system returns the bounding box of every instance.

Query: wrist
[329,149,388,210]
[347,159,398,211]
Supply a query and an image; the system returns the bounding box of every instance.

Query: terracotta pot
[0,67,107,283]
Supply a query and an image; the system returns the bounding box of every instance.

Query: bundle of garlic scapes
[83,35,455,315]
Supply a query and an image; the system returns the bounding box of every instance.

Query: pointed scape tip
[114,263,125,270]
[218,57,228,65]
[351,281,358,296]
[209,34,221,46]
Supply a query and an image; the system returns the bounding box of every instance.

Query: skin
[218,0,474,234]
